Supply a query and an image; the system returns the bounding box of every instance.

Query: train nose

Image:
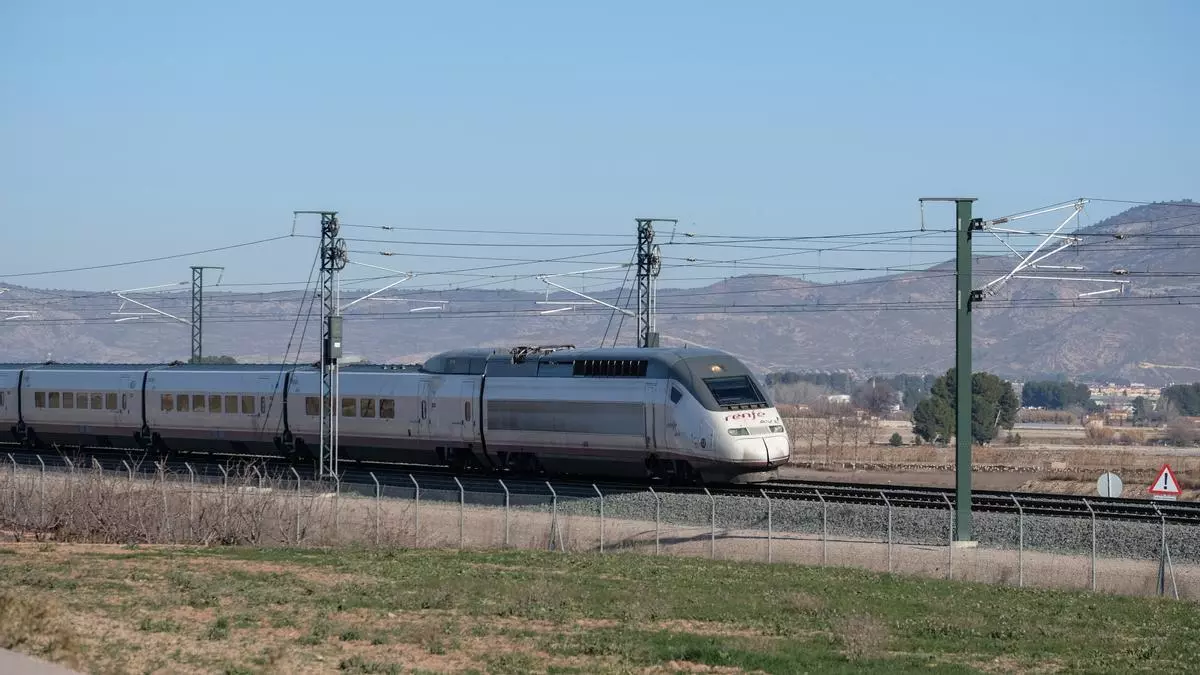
[733,436,790,463]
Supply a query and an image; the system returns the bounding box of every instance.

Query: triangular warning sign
[1149,464,1182,496]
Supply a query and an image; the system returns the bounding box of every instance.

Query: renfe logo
[724,410,768,422]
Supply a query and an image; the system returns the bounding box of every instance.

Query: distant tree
[189,355,238,365]
[912,368,1019,444]
[1165,418,1198,447]
[1132,396,1154,426]
[1161,383,1200,416]
[889,432,903,447]
[853,380,896,417]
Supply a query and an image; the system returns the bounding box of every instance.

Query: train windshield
[703,376,766,407]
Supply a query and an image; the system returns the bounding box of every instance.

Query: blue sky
[2,0,1197,294]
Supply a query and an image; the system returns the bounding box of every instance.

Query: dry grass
[836,613,890,661]
[0,544,1197,674]
[0,590,81,669]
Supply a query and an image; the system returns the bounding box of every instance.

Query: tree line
[1020,380,1091,410]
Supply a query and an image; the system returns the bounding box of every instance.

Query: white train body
[3,346,790,483]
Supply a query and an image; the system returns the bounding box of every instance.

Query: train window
[193,394,206,412]
[177,394,190,412]
[242,396,255,415]
[703,376,766,408]
[464,400,472,421]
[0,392,4,407]
[260,396,267,414]
[420,400,426,420]
[225,395,238,414]
[161,394,174,412]
[305,396,320,416]
[379,398,395,419]
[34,392,45,408]
[91,393,103,410]
[62,392,73,409]
[48,392,60,408]
[342,397,357,417]
[106,393,118,410]
[360,398,376,418]
[121,394,128,410]
[670,387,682,404]
[77,393,89,409]
[210,395,224,413]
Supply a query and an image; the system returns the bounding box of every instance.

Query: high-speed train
[0,345,791,484]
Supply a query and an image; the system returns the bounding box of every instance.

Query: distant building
[827,394,851,404]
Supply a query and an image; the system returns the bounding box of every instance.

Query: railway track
[3,445,1197,525]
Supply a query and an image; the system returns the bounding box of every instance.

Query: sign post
[1148,464,1182,501]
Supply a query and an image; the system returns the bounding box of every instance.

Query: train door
[118,374,139,426]
[645,382,659,450]
[459,381,476,442]
[418,380,432,438]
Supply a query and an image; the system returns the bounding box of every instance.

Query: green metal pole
[954,199,976,541]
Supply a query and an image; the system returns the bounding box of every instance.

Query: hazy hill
[2,202,1198,384]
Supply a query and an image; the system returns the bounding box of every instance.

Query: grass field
[0,544,1197,674]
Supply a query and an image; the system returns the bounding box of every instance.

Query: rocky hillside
[2,202,1198,383]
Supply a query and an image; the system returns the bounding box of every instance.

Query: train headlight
[769,425,785,433]
[727,427,749,436]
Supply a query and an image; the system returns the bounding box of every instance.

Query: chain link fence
[0,454,1194,601]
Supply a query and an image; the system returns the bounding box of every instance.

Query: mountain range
[2,202,1198,385]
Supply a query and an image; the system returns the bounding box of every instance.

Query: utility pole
[919,197,981,542]
[190,266,224,364]
[295,210,347,479]
[635,218,675,348]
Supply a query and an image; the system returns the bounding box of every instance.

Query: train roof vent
[571,359,649,378]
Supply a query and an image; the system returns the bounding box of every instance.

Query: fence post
[1083,498,1096,592]
[648,486,660,555]
[704,487,716,559]
[499,480,511,548]
[1012,495,1024,588]
[370,472,380,547]
[333,474,341,545]
[593,484,604,553]
[36,455,46,531]
[942,493,953,580]
[454,477,465,550]
[290,467,301,546]
[815,489,827,566]
[409,474,420,548]
[880,491,893,574]
[7,454,15,518]
[761,489,772,564]
[157,461,168,543]
[63,458,75,503]
[186,463,196,542]
[1154,503,1167,597]
[122,459,133,527]
[546,481,562,552]
[219,465,229,540]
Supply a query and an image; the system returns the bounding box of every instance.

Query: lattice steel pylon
[635,218,674,348]
[296,210,347,479]
[190,266,224,363]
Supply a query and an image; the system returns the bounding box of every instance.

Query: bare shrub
[837,613,890,660]
[1084,424,1116,446]
[0,591,80,667]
